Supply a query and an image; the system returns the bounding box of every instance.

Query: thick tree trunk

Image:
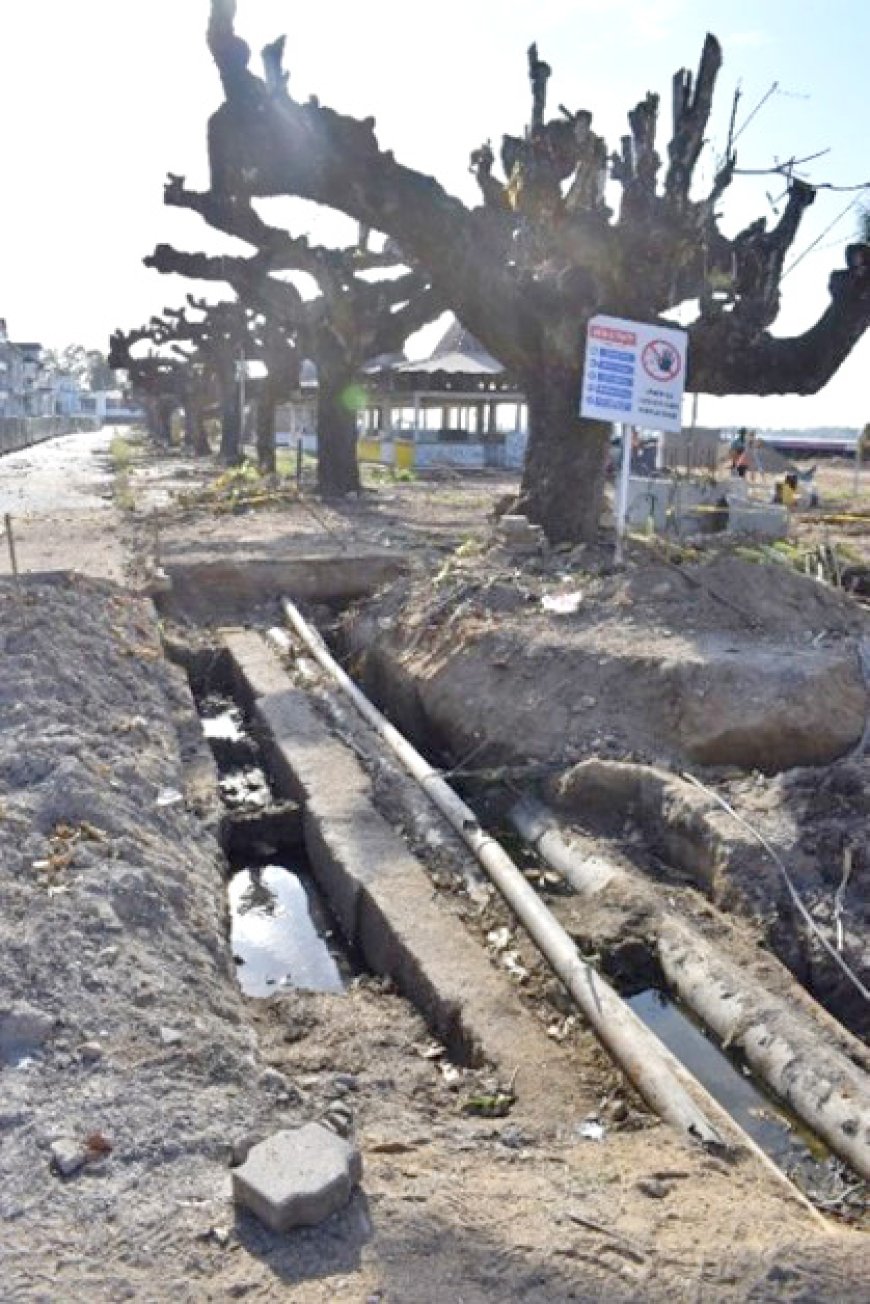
[255,391,277,475]
[520,370,611,544]
[193,399,211,457]
[144,398,159,441]
[182,403,194,453]
[155,398,174,447]
[182,396,205,455]
[219,376,242,464]
[317,373,360,497]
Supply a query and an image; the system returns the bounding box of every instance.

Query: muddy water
[196,695,353,998]
[629,989,834,1187]
[229,864,346,997]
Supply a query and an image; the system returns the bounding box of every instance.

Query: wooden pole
[510,796,870,1183]
[4,513,19,583]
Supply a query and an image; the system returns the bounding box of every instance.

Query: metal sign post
[614,424,632,565]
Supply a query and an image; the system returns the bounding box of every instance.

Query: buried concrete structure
[232,1123,363,1232]
[156,552,408,624]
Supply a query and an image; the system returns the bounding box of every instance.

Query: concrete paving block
[232,1123,362,1232]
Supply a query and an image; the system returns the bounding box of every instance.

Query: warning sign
[581,314,687,433]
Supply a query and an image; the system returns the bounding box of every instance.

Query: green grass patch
[109,435,133,472]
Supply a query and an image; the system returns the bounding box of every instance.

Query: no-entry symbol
[641,340,682,383]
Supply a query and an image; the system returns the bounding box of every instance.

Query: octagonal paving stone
[232,1123,363,1232]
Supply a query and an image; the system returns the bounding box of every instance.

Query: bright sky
[0,0,866,429]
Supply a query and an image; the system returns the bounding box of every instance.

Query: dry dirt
[1,431,869,1300]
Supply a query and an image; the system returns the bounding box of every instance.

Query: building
[0,319,28,417]
[358,323,528,470]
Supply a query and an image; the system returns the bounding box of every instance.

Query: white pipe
[281,597,722,1148]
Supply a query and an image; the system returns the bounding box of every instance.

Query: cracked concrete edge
[222,628,583,1119]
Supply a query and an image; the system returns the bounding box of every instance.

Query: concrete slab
[232,1123,362,1232]
[157,553,407,623]
[224,630,582,1119]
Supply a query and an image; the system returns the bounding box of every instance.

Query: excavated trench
[160,589,865,1216]
[176,654,359,1000]
[311,610,866,1208]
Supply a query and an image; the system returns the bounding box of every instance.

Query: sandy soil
[0,427,125,583]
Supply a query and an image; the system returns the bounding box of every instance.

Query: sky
[0,0,867,430]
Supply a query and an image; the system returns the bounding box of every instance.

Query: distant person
[782,473,799,508]
[730,427,747,474]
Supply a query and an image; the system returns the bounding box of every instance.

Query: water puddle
[219,767,272,812]
[202,707,244,743]
[190,688,356,1000]
[629,989,830,1185]
[229,864,347,997]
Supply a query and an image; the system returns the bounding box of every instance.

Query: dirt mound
[682,554,867,635]
[0,577,306,1298]
[347,547,868,776]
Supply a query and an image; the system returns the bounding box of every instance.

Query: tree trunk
[155,398,174,448]
[183,391,211,459]
[255,391,277,474]
[317,373,360,497]
[193,399,211,457]
[144,397,159,441]
[183,397,202,454]
[219,376,242,464]
[520,370,611,544]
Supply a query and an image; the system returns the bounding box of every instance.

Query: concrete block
[232,1124,362,1232]
[159,554,407,624]
[726,498,789,539]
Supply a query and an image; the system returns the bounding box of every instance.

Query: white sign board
[580,314,688,433]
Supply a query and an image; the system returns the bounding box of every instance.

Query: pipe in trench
[281,598,722,1150]
[511,795,870,1185]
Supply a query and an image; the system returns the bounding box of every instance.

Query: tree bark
[521,370,611,544]
[219,376,242,463]
[183,392,211,457]
[255,388,277,474]
[317,372,360,497]
[155,398,174,447]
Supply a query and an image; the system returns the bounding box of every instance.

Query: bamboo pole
[281,597,722,1149]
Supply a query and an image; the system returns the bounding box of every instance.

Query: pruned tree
[145,307,217,456]
[199,0,870,542]
[146,178,440,494]
[108,324,190,446]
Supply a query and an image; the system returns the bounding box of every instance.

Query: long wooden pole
[511,796,870,1182]
[4,513,19,583]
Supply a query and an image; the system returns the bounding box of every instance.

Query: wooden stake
[4,513,19,583]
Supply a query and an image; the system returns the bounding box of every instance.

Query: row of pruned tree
[112,0,870,540]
